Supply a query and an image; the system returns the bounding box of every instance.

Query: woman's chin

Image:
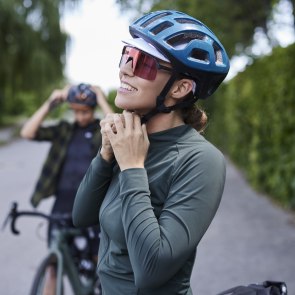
[115,95,130,111]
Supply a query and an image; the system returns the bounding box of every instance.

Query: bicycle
[217,280,288,295]
[3,202,101,295]
[3,202,287,295]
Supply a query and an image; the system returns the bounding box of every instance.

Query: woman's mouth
[120,82,137,92]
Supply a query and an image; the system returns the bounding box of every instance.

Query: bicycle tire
[30,254,63,295]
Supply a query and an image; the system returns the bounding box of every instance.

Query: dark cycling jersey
[73,125,226,294]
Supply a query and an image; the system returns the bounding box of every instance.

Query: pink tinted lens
[120,47,158,80]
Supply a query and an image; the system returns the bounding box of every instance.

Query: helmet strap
[141,73,177,124]
[141,73,198,124]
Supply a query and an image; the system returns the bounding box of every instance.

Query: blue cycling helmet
[129,10,230,99]
[67,83,97,108]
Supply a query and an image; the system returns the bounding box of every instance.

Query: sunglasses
[119,46,173,80]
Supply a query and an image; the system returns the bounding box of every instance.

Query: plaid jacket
[30,119,102,207]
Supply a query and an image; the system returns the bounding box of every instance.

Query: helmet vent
[191,48,209,63]
[141,12,172,28]
[150,21,173,35]
[175,18,202,26]
[213,42,224,64]
[167,32,206,48]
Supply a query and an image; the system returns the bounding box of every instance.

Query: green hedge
[205,44,295,209]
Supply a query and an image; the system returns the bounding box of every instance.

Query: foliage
[116,0,294,58]
[205,44,295,210]
[107,89,124,113]
[0,0,80,124]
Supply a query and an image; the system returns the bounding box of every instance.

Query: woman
[73,10,230,294]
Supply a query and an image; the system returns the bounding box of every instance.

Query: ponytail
[182,104,207,133]
[180,91,208,133]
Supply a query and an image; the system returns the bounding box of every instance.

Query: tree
[0,0,80,122]
[115,0,294,58]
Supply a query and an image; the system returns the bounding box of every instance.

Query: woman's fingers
[113,114,124,134]
[133,114,142,131]
[100,114,116,156]
[142,123,149,143]
[101,111,150,170]
[100,113,126,134]
[123,110,134,131]
[104,122,115,138]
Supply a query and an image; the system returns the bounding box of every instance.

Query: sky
[61,0,131,93]
[62,0,295,91]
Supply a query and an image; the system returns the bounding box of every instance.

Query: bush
[205,44,295,210]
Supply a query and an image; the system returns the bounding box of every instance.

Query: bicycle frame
[5,203,287,295]
[3,202,99,295]
[48,227,95,295]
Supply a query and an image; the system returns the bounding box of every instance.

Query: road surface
[0,137,294,294]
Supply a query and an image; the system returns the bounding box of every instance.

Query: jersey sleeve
[72,154,114,227]
[34,122,63,141]
[119,145,226,288]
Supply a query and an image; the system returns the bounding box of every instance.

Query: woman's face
[115,49,172,115]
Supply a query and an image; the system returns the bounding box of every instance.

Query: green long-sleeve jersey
[73,125,226,294]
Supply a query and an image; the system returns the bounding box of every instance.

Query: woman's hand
[100,113,118,162]
[104,110,150,171]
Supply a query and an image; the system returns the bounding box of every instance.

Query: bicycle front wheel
[30,254,63,295]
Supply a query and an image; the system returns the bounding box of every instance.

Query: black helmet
[67,83,97,108]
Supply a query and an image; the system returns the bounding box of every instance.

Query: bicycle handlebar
[2,202,72,235]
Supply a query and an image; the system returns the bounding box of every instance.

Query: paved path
[192,158,295,294]
[0,130,295,294]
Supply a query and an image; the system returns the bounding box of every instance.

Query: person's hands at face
[91,85,103,103]
[103,110,150,171]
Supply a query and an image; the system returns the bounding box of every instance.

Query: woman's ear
[170,79,194,99]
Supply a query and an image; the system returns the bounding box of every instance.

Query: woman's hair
[180,92,208,133]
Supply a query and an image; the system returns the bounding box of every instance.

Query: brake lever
[11,214,20,235]
[1,211,11,232]
[1,202,20,235]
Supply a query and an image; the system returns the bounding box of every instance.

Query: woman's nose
[120,57,135,77]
